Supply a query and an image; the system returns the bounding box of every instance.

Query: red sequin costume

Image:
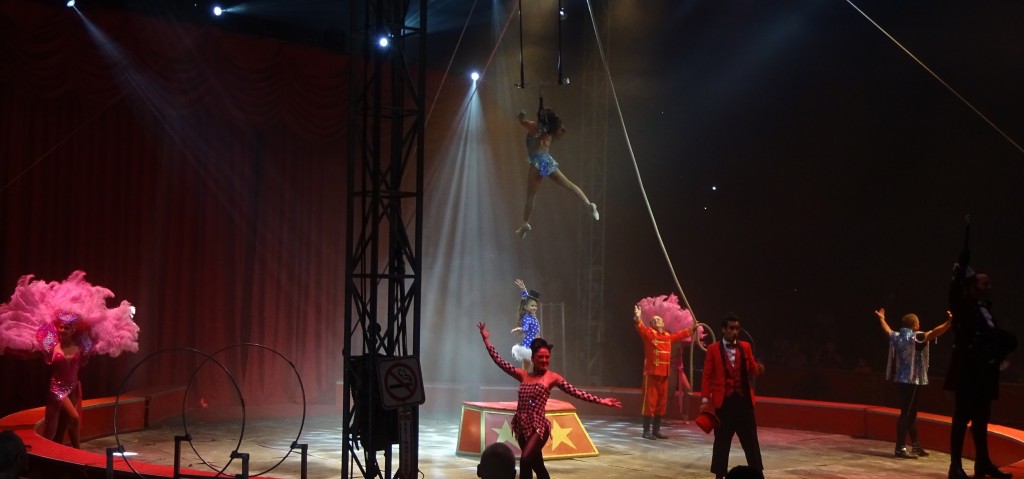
[486,343,604,441]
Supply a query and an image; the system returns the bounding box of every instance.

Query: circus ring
[4,383,1024,477]
[0,387,241,478]
[444,382,1024,473]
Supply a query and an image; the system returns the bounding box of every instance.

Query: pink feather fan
[635,293,698,342]
[0,270,139,357]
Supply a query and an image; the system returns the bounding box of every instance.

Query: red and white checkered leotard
[486,343,604,441]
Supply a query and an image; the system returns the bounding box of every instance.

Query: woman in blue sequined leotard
[479,322,621,479]
[513,108,600,238]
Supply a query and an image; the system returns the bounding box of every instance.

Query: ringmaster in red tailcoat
[701,313,764,479]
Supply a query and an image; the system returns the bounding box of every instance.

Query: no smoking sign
[377,356,425,409]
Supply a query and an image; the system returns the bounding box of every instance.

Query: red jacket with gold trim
[635,321,691,377]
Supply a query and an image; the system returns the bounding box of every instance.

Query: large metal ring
[198,343,307,477]
[695,323,716,351]
[113,347,244,478]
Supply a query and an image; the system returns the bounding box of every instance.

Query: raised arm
[874,308,893,335]
[632,306,650,337]
[925,310,953,342]
[479,322,524,381]
[514,278,528,296]
[555,378,622,408]
[515,111,538,132]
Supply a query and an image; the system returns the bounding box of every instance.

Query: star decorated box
[456,399,599,459]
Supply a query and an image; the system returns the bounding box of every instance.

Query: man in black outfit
[945,247,1016,479]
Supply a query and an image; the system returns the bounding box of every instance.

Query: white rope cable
[425,0,479,127]
[432,0,519,117]
[845,0,1024,156]
[582,0,698,321]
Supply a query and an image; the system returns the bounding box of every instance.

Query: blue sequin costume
[486,343,605,441]
[526,132,559,176]
[518,314,539,347]
[519,290,540,347]
[887,328,930,385]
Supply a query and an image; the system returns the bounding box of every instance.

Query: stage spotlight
[66,0,75,7]
[378,36,389,48]
[470,71,480,81]
[212,5,223,16]
[559,8,566,20]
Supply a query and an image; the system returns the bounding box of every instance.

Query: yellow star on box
[491,420,516,446]
[549,420,576,451]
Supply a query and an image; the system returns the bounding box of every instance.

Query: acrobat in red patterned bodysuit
[485,344,604,441]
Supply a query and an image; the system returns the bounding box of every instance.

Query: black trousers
[949,387,993,469]
[711,393,763,476]
[895,383,920,448]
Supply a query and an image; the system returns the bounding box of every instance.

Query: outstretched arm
[668,324,694,343]
[874,308,893,335]
[479,322,524,381]
[555,379,622,408]
[925,310,953,341]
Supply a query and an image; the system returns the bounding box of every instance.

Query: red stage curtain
[1,0,351,414]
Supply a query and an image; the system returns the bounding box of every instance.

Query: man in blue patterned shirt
[874,307,951,459]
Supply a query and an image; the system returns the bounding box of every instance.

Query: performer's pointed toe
[515,222,532,239]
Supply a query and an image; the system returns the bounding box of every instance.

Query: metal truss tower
[343,1,426,478]
[574,2,609,384]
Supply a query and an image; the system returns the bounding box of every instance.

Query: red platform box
[456,399,599,460]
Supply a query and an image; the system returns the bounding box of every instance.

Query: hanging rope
[582,0,697,320]
[845,0,1024,156]
[517,0,526,88]
[425,0,480,126]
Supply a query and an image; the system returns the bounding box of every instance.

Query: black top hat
[526,289,541,301]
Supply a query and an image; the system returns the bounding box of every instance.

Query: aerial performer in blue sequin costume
[0,271,139,449]
[514,107,600,238]
[511,279,541,370]
[478,322,621,479]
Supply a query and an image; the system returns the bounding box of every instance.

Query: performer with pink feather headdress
[0,270,139,449]
[633,294,698,440]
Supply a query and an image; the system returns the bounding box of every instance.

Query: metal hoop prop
[181,349,249,475]
[200,343,307,477]
[914,331,928,344]
[113,347,245,478]
[740,328,756,354]
[695,323,716,352]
